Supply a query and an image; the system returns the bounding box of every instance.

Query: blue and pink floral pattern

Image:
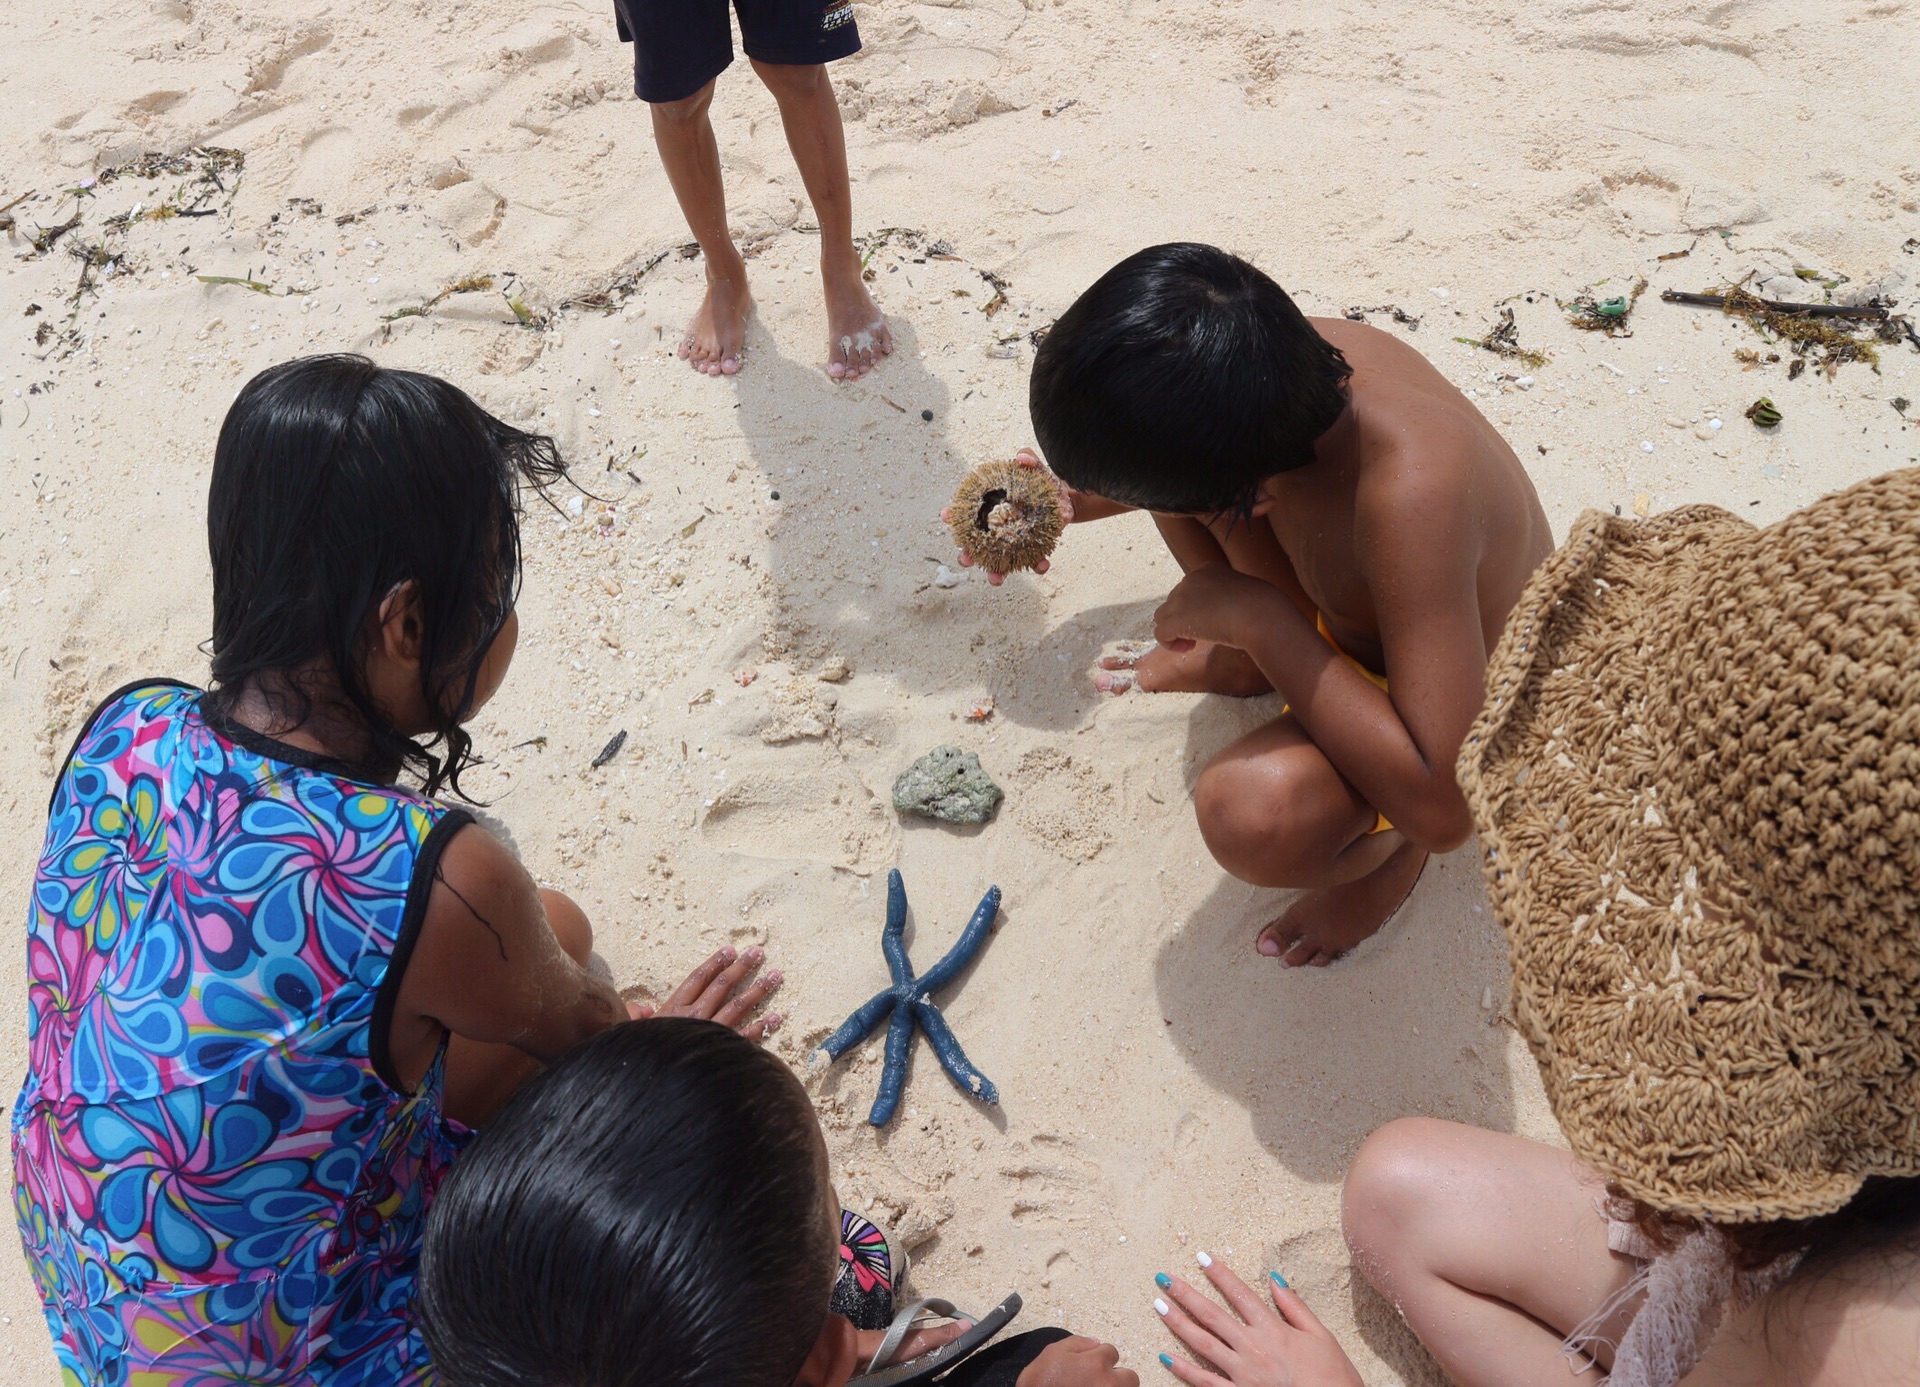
[14,683,467,1385]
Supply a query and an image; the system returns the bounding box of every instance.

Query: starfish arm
[817,989,899,1060]
[915,885,1003,994]
[881,868,915,985]
[913,997,999,1106]
[868,999,918,1126]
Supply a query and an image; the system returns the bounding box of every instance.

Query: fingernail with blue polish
[1159,1353,1174,1369]
[1154,1272,1171,1289]
[1270,1270,1289,1289]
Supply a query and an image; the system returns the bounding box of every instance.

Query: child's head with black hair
[203,353,563,797]
[1029,243,1352,518]
[418,1019,846,1387]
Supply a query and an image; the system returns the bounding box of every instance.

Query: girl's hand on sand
[627,946,783,1040]
[1152,565,1277,653]
[1017,1335,1140,1387]
[941,449,1079,586]
[1153,1259,1363,1387]
[856,1316,975,1369]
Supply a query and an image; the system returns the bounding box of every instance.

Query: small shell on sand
[947,459,1065,574]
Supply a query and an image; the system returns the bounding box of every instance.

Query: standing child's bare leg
[1343,1118,1642,1387]
[649,80,752,376]
[750,59,891,380]
[1194,714,1428,965]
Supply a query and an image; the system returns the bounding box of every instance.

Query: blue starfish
[815,869,1004,1126]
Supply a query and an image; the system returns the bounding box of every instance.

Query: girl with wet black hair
[14,355,776,1385]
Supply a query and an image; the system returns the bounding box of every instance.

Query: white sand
[3,1,1918,1381]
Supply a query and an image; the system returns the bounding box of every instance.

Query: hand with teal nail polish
[1153,1256,1365,1387]
[1156,1272,1173,1289]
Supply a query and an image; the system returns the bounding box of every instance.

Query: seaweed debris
[558,249,673,313]
[195,272,308,298]
[1454,307,1548,369]
[98,146,244,224]
[383,273,498,321]
[1663,285,1885,377]
[1564,277,1648,336]
[1344,303,1423,329]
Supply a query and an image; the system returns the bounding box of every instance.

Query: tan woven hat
[1459,467,1920,1223]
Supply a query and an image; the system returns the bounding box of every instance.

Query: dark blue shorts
[615,0,862,104]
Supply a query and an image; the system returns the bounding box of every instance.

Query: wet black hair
[419,1020,838,1387]
[202,354,563,797]
[1029,242,1352,517]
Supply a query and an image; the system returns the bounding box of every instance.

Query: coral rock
[892,746,1003,824]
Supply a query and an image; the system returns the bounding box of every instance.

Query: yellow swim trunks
[1313,612,1393,836]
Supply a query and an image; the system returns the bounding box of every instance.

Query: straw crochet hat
[1460,467,1920,1223]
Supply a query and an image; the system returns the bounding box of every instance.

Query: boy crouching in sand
[991,243,1553,966]
[420,1020,1137,1387]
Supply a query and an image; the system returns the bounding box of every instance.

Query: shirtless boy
[969,243,1553,965]
[615,0,888,379]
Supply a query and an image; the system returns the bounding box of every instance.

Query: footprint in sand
[699,751,895,871]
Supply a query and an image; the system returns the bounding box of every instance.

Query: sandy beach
[3,1,1918,1380]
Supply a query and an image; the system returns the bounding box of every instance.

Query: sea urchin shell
[948,460,1064,574]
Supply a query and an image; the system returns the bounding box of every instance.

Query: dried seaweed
[1669,284,1881,377]
[97,146,244,219]
[1344,303,1423,329]
[29,215,82,255]
[1454,307,1549,369]
[1564,277,1648,336]
[558,249,673,313]
[383,273,499,321]
[196,273,308,298]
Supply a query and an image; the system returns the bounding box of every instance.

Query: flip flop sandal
[833,1208,910,1331]
[848,1292,1024,1387]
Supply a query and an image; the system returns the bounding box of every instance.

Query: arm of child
[391,823,640,1068]
[1150,462,1482,851]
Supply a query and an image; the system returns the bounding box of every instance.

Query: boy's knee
[751,59,827,98]
[1342,1117,1453,1274]
[1195,761,1301,883]
[649,82,716,126]
[539,889,594,965]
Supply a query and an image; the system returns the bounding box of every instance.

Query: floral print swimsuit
[14,683,471,1385]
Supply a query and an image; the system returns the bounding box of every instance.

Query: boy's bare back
[1261,317,1552,667]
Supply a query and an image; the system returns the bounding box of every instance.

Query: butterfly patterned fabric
[13,682,470,1386]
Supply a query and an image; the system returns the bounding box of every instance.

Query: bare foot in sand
[1093,638,1274,696]
[824,248,892,380]
[679,256,751,376]
[1256,838,1428,968]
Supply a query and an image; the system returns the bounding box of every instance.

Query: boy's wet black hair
[1029,243,1352,517]
[203,354,563,797]
[419,1019,838,1387]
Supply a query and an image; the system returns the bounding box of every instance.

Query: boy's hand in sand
[941,449,1093,586]
[1153,1258,1363,1387]
[1151,564,1285,654]
[1018,1335,1140,1387]
[627,945,783,1040]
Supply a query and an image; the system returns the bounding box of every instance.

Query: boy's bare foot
[1256,838,1428,968]
[1093,639,1273,697]
[823,248,891,380]
[679,257,752,376]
